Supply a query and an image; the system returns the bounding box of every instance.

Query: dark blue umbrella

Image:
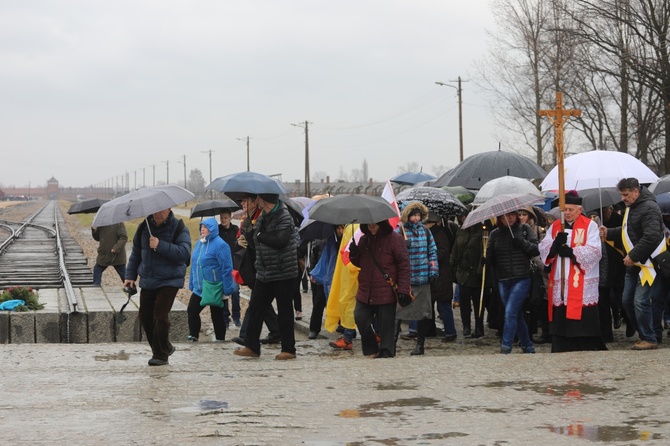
[390,171,437,186]
[206,171,288,195]
[656,192,670,215]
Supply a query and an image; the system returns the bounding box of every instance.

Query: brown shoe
[631,341,658,350]
[275,351,297,360]
[233,347,260,358]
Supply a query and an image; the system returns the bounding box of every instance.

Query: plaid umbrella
[462,193,543,229]
[396,187,467,218]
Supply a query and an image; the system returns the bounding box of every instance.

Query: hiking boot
[463,326,472,337]
[329,337,352,350]
[148,358,169,366]
[233,347,260,357]
[631,341,658,350]
[260,334,281,344]
[275,351,297,360]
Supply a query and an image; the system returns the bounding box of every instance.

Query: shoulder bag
[369,247,414,307]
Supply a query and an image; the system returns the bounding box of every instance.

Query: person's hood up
[400,201,429,223]
[360,220,393,236]
[201,217,220,241]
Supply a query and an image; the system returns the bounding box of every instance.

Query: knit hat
[258,193,279,204]
[564,190,582,206]
[408,207,422,219]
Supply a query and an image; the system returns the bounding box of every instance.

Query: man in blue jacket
[124,208,191,366]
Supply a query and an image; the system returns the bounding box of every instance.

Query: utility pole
[142,167,146,188]
[291,121,312,197]
[237,137,251,171]
[202,149,213,199]
[164,160,169,184]
[152,164,156,186]
[436,77,468,162]
[182,155,187,190]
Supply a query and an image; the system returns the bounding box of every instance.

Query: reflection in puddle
[339,397,439,418]
[543,423,662,442]
[375,382,418,391]
[475,380,615,398]
[94,351,130,361]
[173,399,229,413]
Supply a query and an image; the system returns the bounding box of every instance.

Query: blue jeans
[436,300,457,337]
[498,278,533,351]
[623,272,657,343]
[93,263,126,286]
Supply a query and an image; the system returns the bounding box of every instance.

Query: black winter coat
[607,187,664,272]
[253,203,299,282]
[487,222,539,281]
[429,225,453,301]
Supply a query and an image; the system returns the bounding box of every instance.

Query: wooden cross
[539,91,581,300]
[539,92,581,212]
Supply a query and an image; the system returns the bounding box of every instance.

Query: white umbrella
[540,151,658,191]
[462,193,544,229]
[472,176,542,205]
[92,184,195,227]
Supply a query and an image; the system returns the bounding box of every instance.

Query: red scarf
[547,214,591,321]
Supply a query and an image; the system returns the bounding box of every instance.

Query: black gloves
[396,292,414,307]
[558,245,574,258]
[548,232,568,258]
[512,237,524,248]
[349,240,359,257]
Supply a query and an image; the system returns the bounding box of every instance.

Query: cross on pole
[539,92,581,213]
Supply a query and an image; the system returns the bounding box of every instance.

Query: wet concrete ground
[0,339,668,445]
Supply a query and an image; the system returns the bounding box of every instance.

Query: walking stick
[478,229,489,318]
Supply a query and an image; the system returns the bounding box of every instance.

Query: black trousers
[187,292,229,340]
[309,282,327,333]
[139,286,177,361]
[354,300,396,357]
[244,278,296,354]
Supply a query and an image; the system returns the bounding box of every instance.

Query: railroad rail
[0,201,93,312]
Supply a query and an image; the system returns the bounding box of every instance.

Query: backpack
[136,218,190,266]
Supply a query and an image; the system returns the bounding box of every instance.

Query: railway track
[0,201,93,312]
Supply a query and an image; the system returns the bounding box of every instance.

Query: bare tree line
[478,0,669,174]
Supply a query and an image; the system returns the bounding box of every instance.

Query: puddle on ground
[339,397,439,418]
[172,399,229,413]
[375,382,418,391]
[475,380,615,398]
[543,423,663,442]
[94,351,130,361]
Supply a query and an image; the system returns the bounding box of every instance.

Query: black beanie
[408,208,422,218]
[258,193,279,204]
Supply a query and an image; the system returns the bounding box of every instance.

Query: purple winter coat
[350,220,411,305]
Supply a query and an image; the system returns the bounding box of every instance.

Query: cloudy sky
[0,1,498,189]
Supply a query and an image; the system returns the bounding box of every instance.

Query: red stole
[547,215,590,321]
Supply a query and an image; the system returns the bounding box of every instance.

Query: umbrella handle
[145,218,153,238]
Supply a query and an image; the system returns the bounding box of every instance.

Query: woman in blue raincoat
[187,218,235,341]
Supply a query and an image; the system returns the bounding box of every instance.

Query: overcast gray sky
[0,1,498,189]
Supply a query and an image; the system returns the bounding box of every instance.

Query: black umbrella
[577,187,622,213]
[281,196,307,225]
[432,150,546,190]
[309,194,398,225]
[396,187,467,218]
[67,198,109,214]
[189,198,240,219]
[298,218,335,242]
